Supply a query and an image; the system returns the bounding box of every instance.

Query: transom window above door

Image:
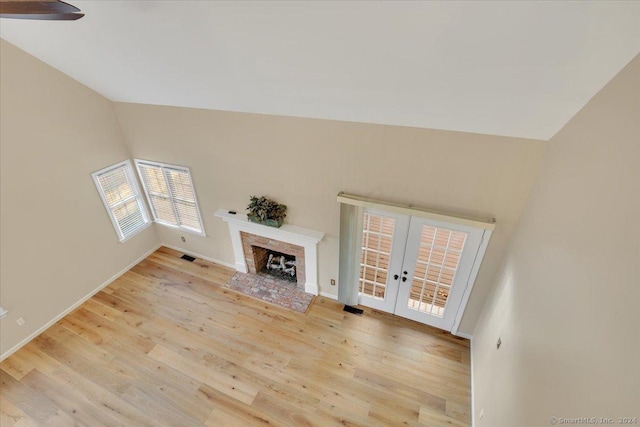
[134,159,205,235]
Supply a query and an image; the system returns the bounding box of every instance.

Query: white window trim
[92,159,151,242]
[134,159,206,236]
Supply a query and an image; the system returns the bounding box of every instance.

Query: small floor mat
[224,272,315,313]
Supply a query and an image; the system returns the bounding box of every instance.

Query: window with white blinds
[92,160,150,242]
[134,159,205,235]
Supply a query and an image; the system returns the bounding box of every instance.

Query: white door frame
[356,209,492,335]
[450,228,491,335]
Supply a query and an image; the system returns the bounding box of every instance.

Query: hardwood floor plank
[119,384,202,427]
[104,356,209,421]
[148,344,259,406]
[19,370,120,427]
[42,410,84,427]
[44,364,155,427]
[249,391,324,427]
[79,298,123,322]
[198,384,274,427]
[0,394,40,427]
[446,399,472,424]
[419,406,470,427]
[0,246,471,426]
[0,352,34,381]
[0,369,59,424]
[27,334,127,397]
[18,344,64,376]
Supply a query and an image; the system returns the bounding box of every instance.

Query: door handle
[393,274,399,280]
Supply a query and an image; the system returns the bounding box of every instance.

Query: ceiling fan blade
[0,0,83,20]
[0,11,83,20]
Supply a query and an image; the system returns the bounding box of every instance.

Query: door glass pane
[408,225,467,317]
[359,213,395,300]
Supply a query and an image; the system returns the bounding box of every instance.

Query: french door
[358,209,487,331]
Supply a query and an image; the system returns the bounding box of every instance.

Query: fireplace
[241,231,306,289]
[215,209,324,295]
[251,246,297,283]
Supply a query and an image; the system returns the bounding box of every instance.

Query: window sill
[153,221,206,237]
[118,221,153,243]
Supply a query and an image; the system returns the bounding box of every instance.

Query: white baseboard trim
[0,243,162,362]
[455,331,473,340]
[319,291,338,300]
[160,244,236,269]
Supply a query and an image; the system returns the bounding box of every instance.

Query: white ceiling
[1,1,639,140]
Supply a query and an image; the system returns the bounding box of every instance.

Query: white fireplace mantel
[215,209,325,295]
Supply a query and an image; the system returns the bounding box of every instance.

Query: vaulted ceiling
[1,1,639,140]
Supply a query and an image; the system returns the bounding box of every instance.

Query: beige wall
[113,103,546,334]
[472,55,640,425]
[0,40,160,357]
[0,36,554,354]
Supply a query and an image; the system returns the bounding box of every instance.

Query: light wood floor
[0,247,471,426]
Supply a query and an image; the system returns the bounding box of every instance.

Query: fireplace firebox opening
[251,246,297,283]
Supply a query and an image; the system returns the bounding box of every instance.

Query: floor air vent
[181,254,196,262]
[343,305,364,316]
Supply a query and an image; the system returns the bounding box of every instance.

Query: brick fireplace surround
[215,209,325,295]
[241,232,306,290]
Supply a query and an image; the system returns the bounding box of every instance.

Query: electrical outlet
[330,279,336,286]
[496,337,502,349]
[181,236,186,242]
[16,317,26,326]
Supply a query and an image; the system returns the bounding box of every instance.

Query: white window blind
[135,159,205,235]
[92,160,150,242]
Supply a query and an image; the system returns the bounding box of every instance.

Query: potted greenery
[247,195,287,228]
